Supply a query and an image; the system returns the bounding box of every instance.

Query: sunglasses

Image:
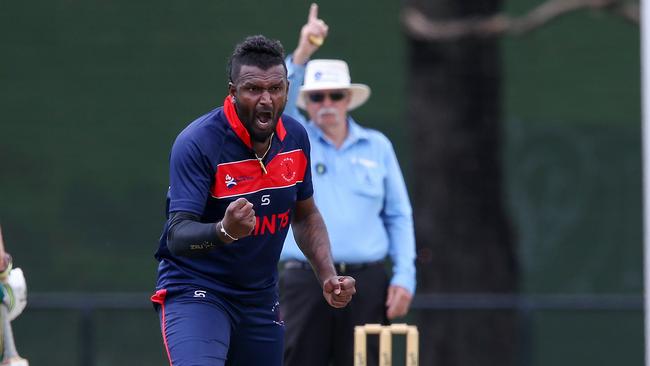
[307,91,347,103]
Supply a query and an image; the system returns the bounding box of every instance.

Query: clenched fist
[323,275,356,308]
[220,198,256,241]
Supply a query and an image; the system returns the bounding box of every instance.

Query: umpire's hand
[293,3,328,65]
[323,276,356,308]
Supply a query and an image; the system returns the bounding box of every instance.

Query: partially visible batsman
[0,226,28,366]
[151,35,356,366]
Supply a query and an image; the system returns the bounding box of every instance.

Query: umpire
[279,4,417,366]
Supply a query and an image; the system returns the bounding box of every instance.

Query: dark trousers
[152,287,284,366]
[280,262,388,366]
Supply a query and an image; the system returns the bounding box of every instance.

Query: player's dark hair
[228,35,287,83]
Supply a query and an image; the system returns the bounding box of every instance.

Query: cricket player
[151,35,356,366]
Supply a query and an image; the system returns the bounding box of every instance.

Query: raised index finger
[308,3,319,22]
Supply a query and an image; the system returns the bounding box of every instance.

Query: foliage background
[0,0,641,364]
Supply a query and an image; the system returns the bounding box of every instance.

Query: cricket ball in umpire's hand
[308,35,324,46]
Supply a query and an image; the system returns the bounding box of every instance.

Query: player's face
[305,89,350,129]
[230,64,288,143]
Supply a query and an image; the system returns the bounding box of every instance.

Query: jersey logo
[225,174,237,188]
[280,157,297,182]
[261,194,271,206]
[193,290,206,298]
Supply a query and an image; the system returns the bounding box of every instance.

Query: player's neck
[252,134,274,159]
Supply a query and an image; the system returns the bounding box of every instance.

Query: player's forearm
[166,211,225,256]
[292,211,337,285]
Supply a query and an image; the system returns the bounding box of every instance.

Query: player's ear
[228,82,238,104]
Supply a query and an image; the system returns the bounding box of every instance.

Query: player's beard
[250,124,275,143]
[249,112,279,143]
[238,105,281,143]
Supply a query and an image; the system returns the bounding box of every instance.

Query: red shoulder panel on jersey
[211,149,307,199]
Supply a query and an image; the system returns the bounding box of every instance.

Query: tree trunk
[405,1,519,365]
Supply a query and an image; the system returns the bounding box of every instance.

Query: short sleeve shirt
[155,96,313,303]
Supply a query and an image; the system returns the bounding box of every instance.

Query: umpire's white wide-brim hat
[297,59,371,111]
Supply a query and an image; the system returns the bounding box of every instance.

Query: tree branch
[402,0,639,41]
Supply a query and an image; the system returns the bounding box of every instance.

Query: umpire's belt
[282,260,383,275]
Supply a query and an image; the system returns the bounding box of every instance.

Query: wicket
[354,323,419,366]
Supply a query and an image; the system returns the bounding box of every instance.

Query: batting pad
[2,269,26,321]
[1,356,28,366]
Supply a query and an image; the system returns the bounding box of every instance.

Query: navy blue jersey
[155,96,313,303]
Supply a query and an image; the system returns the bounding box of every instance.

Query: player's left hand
[323,275,356,308]
[385,285,413,319]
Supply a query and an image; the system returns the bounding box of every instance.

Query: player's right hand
[221,198,256,240]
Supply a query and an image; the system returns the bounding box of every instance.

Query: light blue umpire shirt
[280,56,416,294]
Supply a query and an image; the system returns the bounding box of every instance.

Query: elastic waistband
[282,260,384,275]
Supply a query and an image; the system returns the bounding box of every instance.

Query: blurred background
[0,0,641,365]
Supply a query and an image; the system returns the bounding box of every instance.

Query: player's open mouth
[256,111,273,128]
